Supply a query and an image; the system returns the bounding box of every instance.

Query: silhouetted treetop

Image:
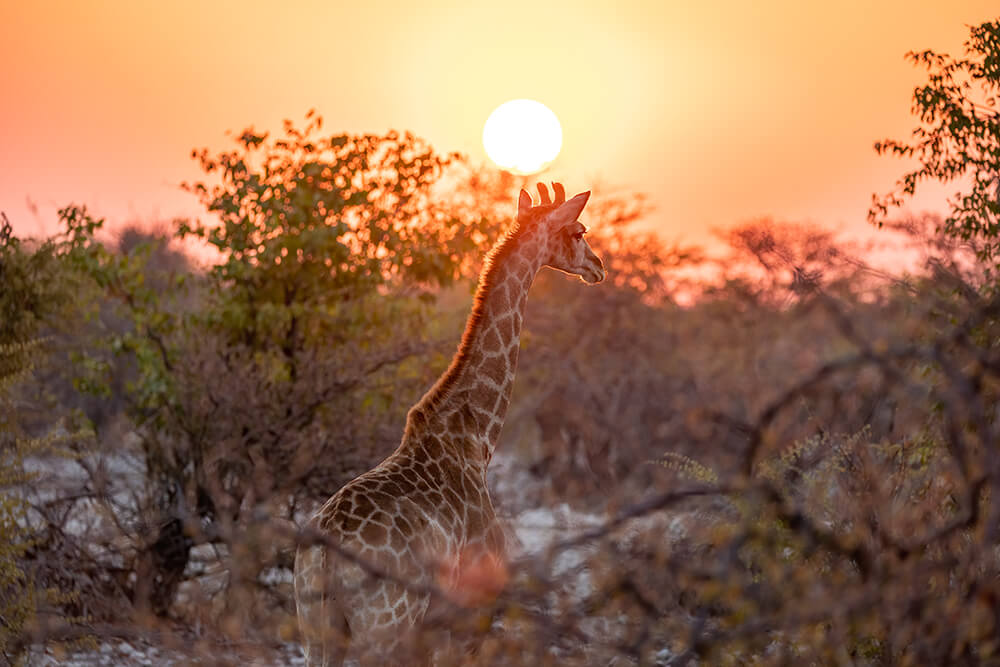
[872,19,1000,264]
[180,112,495,302]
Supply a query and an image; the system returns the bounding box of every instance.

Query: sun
[483,99,562,175]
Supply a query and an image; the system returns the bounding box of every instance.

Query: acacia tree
[871,19,1000,264]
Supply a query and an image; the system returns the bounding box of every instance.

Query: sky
[2,0,998,248]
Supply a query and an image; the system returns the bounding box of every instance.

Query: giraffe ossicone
[294,182,605,665]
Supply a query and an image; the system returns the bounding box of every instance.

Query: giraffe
[294,182,605,665]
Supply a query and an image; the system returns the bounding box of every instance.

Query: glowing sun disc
[483,99,562,174]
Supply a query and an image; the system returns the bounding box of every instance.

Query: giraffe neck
[411,227,544,464]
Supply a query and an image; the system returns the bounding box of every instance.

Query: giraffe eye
[571,231,585,241]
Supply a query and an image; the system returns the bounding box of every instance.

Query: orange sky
[2,1,997,247]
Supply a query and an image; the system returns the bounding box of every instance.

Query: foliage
[179,112,491,345]
[0,215,79,347]
[871,19,1000,263]
[0,214,82,662]
[0,340,41,664]
[56,206,182,422]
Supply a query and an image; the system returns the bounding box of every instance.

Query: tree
[168,114,503,505]
[180,111,489,336]
[871,19,1000,264]
[60,115,508,619]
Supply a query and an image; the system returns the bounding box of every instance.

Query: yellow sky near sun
[1,0,998,247]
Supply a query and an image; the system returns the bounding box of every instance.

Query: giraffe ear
[552,191,590,227]
[517,189,533,221]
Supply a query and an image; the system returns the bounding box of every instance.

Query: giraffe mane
[408,205,555,425]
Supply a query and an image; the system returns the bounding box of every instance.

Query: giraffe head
[518,182,606,284]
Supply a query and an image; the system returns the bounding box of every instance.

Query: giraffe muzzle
[581,255,606,284]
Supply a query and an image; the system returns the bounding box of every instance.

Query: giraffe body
[294,183,604,665]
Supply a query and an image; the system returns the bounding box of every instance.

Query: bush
[0,213,82,662]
